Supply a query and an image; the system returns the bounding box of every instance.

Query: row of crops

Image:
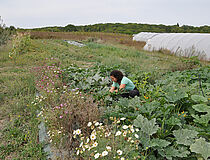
[33,58,210,159]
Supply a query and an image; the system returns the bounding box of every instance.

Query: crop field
[0,32,209,159]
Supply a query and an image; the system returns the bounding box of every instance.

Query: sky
[1,0,210,29]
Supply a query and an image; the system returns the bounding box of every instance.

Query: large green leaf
[149,138,171,148]
[192,113,210,126]
[158,146,190,160]
[134,114,159,136]
[140,101,160,115]
[192,104,210,113]
[190,137,210,160]
[166,116,181,126]
[173,128,198,146]
[165,88,188,103]
[191,95,208,103]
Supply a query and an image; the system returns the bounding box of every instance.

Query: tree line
[27,23,210,35]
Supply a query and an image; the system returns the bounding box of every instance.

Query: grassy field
[0,32,209,159]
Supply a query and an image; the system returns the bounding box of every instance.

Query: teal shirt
[112,77,135,91]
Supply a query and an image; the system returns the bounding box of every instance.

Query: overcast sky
[1,0,210,28]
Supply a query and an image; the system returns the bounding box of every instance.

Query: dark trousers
[120,87,140,98]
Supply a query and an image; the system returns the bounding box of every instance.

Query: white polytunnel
[133,32,210,60]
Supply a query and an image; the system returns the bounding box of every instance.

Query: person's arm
[109,86,116,93]
[119,84,126,91]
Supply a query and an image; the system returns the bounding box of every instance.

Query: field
[0,32,209,159]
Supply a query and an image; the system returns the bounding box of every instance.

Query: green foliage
[29,23,210,35]
[173,129,198,146]
[0,16,14,46]
[134,114,159,136]
[9,32,31,59]
[190,137,210,160]
[191,95,208,103]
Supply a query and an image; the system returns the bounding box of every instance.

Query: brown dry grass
[28,31,146,50]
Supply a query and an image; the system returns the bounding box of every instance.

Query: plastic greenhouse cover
[133,32,210,60]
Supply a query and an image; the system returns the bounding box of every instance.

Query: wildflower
[106,146,111,151]
[121,158,125,160]
[182,111,184,114]
[58,131,62,134]
[135,134,139,139]
[115,131,122,136]
[93,142,98,147]
[130,128,135,133]
[90,134,96,140]
[135,128,139,132]
[117,150,122,155]
[87,122,92,127]
[105,132,111,137]
[59,115,63,119]
[122,125,128,129]
[95,122,99,126]
[123,131,127,137]
[75,129,81,135]
[102,151,108,157]
[120,117,126,121]
[94,153,100,159]
[117,120,121,123]
[183,114,186,117]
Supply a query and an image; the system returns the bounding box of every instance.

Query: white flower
[105,132,111,137]
[76,150,80,155]
[106,146,111,151]
[117,120,120,123]
[90,134,96,140]
[93,142,98,147]
[102,151,108,157]
[115,131,122,136]
[122,125,128,129]
[87,122,92,127]
[135,134,139,138]
[130,128,135,133]
[117,150,122,155]
[94,153,100,159]
[95,122,99,126]
[135,128,140,132]
[120,117,126,121]
[75,129,81,135]
[121,157,125,160]
[123,131,127,137]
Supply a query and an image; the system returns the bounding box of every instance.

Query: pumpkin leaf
[190,137,210,160]
[173,128,198,146]
[191,95,208,103]
[134,114,159,136]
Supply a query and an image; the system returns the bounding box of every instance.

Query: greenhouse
[133,32,210,60]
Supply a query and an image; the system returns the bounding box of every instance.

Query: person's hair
[110,70,124,84]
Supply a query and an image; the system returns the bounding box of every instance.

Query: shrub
[0,16,11,46]
[9,32,31,59]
